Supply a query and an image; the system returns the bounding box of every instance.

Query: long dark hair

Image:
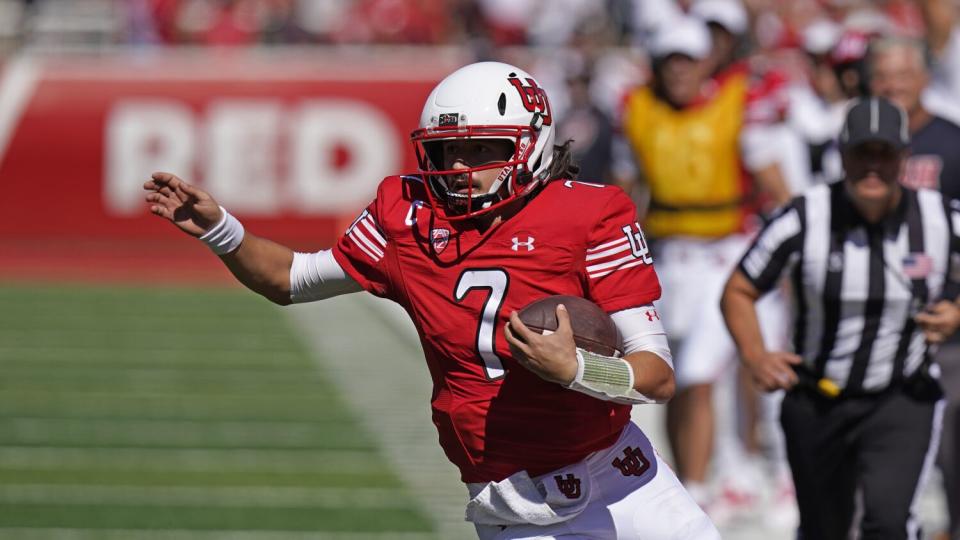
[547,139,579,180]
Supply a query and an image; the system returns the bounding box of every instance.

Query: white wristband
[198,206,245,255]
[567,348,658,404]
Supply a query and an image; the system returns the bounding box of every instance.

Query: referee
[721,96,959,539]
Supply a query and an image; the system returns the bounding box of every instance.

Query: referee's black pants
[781,385,943,540]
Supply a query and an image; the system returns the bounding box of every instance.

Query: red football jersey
[332,175,662,483]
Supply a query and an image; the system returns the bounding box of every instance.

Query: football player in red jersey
[144,61,718,539]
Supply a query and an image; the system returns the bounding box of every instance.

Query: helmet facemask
[412,125,540,220]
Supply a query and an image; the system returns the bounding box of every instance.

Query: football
[517,295,623,357]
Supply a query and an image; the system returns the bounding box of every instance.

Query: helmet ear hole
[498,93,507,116]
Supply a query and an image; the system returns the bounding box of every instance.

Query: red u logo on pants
[612,446,650,477]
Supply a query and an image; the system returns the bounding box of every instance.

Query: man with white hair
[870,21,960,539]
[870,36,960,198]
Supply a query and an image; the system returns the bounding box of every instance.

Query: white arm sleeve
[289,249,363,303]
[610,305,673,370]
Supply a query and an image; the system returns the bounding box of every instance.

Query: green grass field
[0,284,436,538]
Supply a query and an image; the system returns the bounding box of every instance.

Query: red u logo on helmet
[507,76,552,126]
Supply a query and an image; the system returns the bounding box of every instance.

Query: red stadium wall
[0,51,463,283]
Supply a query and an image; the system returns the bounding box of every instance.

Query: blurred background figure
[783,18,851,187]
[870,36,960,197]
[555,58,616,185]
[876,6,960,540]
[614,9,795,530]
[723,96,953,540]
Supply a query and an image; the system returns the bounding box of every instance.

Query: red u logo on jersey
[508,76,552,126]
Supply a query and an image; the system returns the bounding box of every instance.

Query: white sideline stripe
[586,253,636,273]
[586,236,628,253]
[349,229,383,261]
[589,259,647,279]
[584,242,630,261]
[361,217,387,247]
[0,529,435,540]
[0,447,385,473]
[2,418,350,445]
[0,345,302,360]
[0,484,410,508]
[0,390,326,402]
[0,56,38,166]
[285,296,475,539]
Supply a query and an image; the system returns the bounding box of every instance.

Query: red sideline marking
[0,239,240,286]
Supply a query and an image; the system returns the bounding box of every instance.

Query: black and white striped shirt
[740,182,960,395]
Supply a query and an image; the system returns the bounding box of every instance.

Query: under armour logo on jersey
[621,223,653,264]
[553,474,582,500]
[612,446,651,477]
[511,236,535,252]
[645,309,660,322]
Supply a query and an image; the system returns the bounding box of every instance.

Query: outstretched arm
[144,172,294,305]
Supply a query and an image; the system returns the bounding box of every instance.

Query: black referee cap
[839,97,910,151]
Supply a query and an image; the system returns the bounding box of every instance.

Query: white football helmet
[411,61,556,220]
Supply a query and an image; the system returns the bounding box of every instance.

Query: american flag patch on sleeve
[902,253,933,279]
[346,210,387,263]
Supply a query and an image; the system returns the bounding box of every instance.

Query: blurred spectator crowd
[0,0,944,50]
[0,0,635,50]
[3,0,947,183]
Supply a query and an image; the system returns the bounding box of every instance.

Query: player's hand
[915,300,960,345]
[505,304,579,385]
[742,350,802,392]
[143,172,222,237]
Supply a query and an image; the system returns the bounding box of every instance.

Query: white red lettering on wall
[0,54,454,244]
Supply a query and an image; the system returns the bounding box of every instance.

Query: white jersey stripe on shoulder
[586,236,629,253]
[586,253,636,273]
[585,242,630,261]
[351,228,385,258]
[348,231,380,261]
[589,258,647,279]
[348,230,383,261]
[360,216,387,247]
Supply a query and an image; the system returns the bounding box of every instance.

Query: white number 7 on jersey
[455,269,508,380]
